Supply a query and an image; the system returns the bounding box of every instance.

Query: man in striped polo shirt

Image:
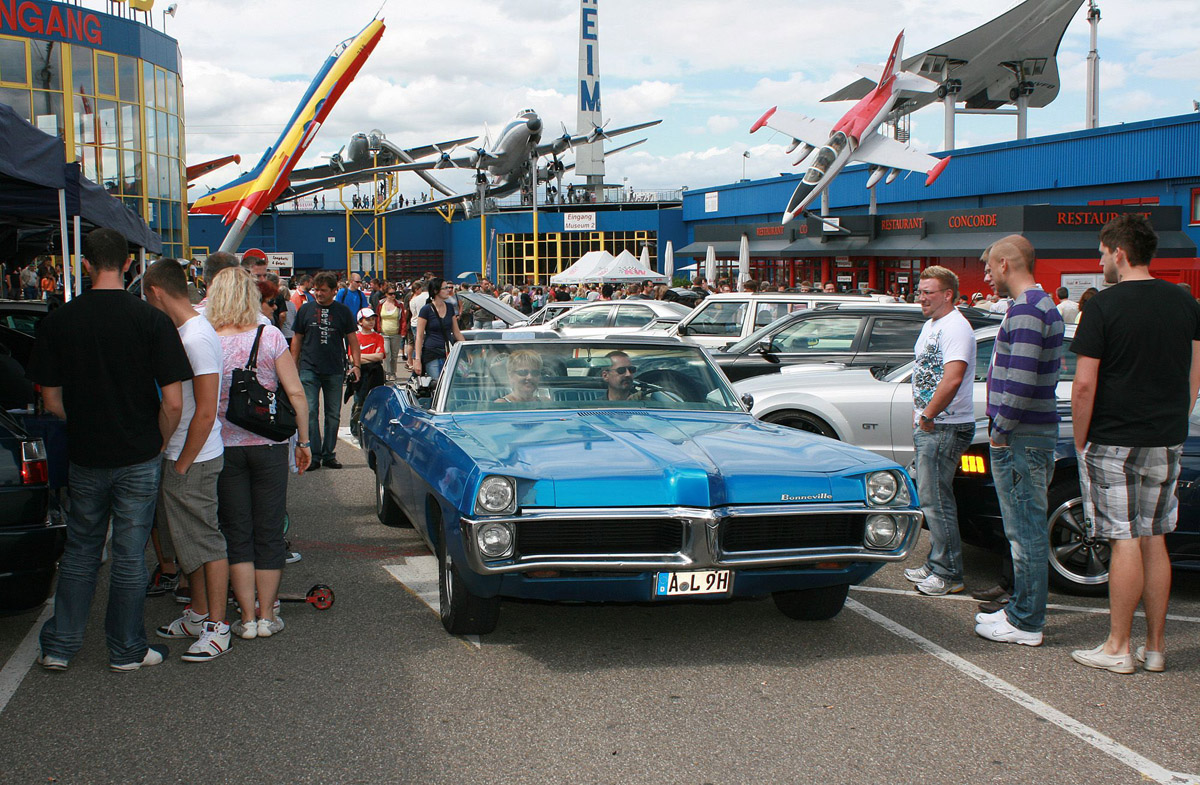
[975,235,1065,647]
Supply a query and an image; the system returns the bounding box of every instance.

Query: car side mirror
[740,393,754,410]
[676,324,689,336]
[753,339,780,363]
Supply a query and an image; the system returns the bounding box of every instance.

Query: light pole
[742,150,750,181]
[163,3,178,34]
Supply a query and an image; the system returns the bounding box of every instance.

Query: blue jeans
[990,425,1057,632]
[913,423,974,581]
[40,455,161,665]
[424,356,445,381]
[300,369,343,463]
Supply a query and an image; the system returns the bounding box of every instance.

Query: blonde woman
[495,351,545,403]
[206,268,311,640]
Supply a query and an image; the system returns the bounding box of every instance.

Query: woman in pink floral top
[206,268,310,640]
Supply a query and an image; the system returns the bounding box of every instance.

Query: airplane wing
[748,108,833,148]
[186,155,241,184]
[287,136,479,184]
[822,0,1083,111]
[533,119,662,158]
[854,64,884,84]
[399,136,479,162]
[850,133,950,184]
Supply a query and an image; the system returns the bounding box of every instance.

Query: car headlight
[866,471,900,505]
[864,514,900,549]
[476,522,514,559]
[476,476,516,515]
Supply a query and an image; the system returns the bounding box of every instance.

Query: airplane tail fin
[881,30,904,86]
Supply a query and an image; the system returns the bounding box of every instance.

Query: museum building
[0,0,187,258]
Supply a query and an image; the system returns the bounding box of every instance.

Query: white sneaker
[156,608,207,639]
[232,619,258,640]
[903,564,932,584]
[975,608,1007,625]
[915,573,964,596]
[257,616,285,638]
[976,617,1043,647]
[110,644,168,671]
[182,622,232,662]
[1135,645,1165,672]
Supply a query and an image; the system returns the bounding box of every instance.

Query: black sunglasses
[512,369,541,377]
[608,365,636,375]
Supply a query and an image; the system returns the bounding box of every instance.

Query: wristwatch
[296,441,310,448]
[919,414,934,425]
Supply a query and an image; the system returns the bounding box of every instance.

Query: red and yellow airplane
[190,17,385,253]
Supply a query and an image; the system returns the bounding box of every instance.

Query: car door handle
[389,419,402,427]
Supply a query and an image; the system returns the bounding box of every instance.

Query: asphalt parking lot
[1,424,1198,785]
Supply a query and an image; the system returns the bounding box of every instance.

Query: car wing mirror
[740,392,754,410]
[753,339,780,363]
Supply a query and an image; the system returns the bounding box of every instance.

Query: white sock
[185,608,209,623]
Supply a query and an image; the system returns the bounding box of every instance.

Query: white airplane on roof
[750,30,951,226]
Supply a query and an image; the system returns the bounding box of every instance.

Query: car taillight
[21,439,48,485]
[960,453,988,474]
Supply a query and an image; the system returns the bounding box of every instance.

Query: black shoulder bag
[226,326,298,442]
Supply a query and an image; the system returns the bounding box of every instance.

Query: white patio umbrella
[737,233,750,285]
[639,244,650,271]
[704,245,717,284]
[663,241,674,283]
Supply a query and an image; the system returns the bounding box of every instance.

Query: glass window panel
[156,110,168,154]
[70,45,93,96]
[30,41,62,91]
[97,99,117,145]
[0,86,31,120]
[166,72,177,113]
[144,105,156,150]
[122,150,141,195]
[79,145,98,182]
[168,157,181,201]
[123,196,141,217]
[770,316,860,353]
[157,154,171,199]
[120,102,140,148]
[118,55,138,101]
[613,304,655,327]
[167,113,178,157]
[31,90,64,137]
[72,94,95,143]
[145,153,158,197]
[0,38,27,85]
[154,68,166,109]
[96,53,116,97]
[865,318,923,352]
[101,148,119,193]
[143,61,155,108]
[685,301,744,337]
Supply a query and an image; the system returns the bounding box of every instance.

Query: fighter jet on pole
[750,30,951,225]
[190,17,386,252]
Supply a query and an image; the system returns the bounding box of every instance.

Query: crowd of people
[907,214,1199,673]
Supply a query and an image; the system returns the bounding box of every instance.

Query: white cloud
[705,115,739,135]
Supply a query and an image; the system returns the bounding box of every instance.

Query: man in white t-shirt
[143,259,232,662]
[904,265,977,597]
[406,280,430,368]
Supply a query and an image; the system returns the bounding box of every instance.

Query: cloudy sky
[174,0,1200,200]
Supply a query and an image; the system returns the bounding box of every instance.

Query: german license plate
[655,569,732,597]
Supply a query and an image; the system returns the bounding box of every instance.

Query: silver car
[543,299,691,338]
[734,325,1076,468]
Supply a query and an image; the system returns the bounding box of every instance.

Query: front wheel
[437,535,500,635]
[772,583,849,620]
[1047,481,1109,595]
[763,410,838,439]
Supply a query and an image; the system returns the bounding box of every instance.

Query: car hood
[735,366,878,395]
[446,411,889,508]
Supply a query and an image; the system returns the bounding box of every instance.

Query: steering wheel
[636,369,706,402]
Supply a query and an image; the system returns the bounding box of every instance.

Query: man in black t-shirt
[292,271,360,469]
[1070,214,1200,675]
[29,228,192,672]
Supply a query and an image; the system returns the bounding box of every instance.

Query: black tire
[1047,481,1109,595]
[375,466,410,528]
[436,532,499,635]
[763,410,838,439]
[772,583,849,621]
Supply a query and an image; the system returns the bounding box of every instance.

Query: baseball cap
[357,307,376,320]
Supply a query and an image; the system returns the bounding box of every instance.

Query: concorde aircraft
[750,30,951,226]
[374,109,661,213]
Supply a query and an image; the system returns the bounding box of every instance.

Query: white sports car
[733,325,1076,468]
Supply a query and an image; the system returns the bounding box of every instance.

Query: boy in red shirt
[350,308,386,439]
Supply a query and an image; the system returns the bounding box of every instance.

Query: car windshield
[441,342,743,413]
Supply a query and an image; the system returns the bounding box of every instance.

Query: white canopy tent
[593,250,667,284]
[549,250,615,284]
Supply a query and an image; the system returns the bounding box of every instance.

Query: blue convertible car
[360,338,923,635]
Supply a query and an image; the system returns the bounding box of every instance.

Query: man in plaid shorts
[1070,213,1200,674]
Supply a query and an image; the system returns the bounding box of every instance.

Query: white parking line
[846,598,1200,785]
[849,585,1200,624]
[383,558,480,649]
[0,601,54,715]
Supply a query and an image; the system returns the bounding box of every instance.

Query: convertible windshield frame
[434,340,745,414]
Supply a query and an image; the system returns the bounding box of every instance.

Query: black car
[954,420,1200,594]
[713,305,1000,383]
[0,299,51,336]
[0,407,65,612]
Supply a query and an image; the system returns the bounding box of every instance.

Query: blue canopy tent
[0,103,160,299]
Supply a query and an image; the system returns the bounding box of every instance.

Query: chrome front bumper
[460,503,923,575]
